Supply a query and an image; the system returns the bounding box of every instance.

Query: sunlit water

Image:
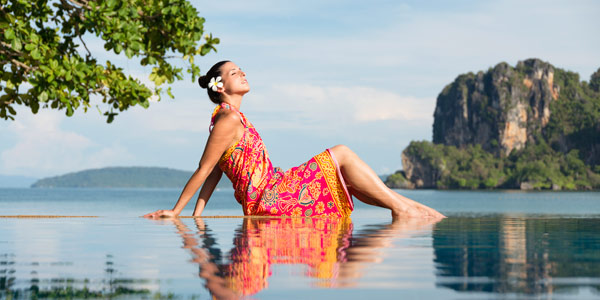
[1,188,599,299]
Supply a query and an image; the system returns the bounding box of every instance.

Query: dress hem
[326,148,355,213]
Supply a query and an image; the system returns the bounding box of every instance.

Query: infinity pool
[1,189,599,299]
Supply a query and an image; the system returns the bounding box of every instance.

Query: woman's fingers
[143,211,157,218]
[143,210,166,219]
[143,209,179,219]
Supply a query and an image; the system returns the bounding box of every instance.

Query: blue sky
[1,0,599,178]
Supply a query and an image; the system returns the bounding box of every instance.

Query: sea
[1,188,599,299]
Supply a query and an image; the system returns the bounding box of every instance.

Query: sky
[1,0,599,179]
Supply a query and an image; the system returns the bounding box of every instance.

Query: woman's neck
[221,95,243,110]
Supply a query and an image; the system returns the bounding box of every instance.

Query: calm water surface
[1,188,599,299]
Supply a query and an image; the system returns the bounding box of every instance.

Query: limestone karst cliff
[433,59,559,156]
[388,59,600,190]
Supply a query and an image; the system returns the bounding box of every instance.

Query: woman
[144,61,445,220]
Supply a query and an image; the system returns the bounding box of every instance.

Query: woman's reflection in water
[171,217,439,299]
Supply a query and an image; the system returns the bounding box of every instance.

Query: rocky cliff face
[396,59,600,190]
[432,59,559,156]
[401,151,437,188]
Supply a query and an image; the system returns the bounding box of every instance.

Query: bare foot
[391,201,446,220]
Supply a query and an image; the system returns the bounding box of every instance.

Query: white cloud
[125,93,215,133]
[246,84,434,131]
[213,0,599,87]
[0,110,134,177]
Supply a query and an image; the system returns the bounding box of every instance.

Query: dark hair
[198,60,230,104]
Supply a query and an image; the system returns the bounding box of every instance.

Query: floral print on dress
[210,103,353,217]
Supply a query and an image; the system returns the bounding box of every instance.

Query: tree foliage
[0,0,219,122]
[401,140,600,190]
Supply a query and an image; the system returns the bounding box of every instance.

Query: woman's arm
[144,111,242,219]
[193,165,223,216]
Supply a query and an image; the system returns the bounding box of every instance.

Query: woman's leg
[329,145,445,219]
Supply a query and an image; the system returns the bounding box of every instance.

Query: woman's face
[219,62,249,96]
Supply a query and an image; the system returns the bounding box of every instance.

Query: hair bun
[198,75,210,89]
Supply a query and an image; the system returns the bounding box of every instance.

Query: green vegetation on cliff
[546,68,600,166]
[384,171,413,189]
[400,140,600,190]
[392,59,600,190]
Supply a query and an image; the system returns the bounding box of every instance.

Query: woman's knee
[329,144,355,162]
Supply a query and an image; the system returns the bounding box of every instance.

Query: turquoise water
[1,188,599,299]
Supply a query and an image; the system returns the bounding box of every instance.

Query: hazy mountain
[31,166,233,189]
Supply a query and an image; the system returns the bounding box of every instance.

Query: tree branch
[0,41,22,56]
[0,96,15,106]
[11,59,34,73]
[66,0,91,10]
[1,41,38,74]
[75,25,91,57]
[91,85,105,93]
[61,0,87,20]
[79,35,91,56]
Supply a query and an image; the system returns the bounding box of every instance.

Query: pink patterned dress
[210,102,353,217]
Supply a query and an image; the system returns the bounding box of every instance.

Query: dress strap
[209,102,247,132]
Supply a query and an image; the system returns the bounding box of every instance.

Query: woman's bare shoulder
[212,109,242,131]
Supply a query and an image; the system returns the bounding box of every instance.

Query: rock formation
[432,59,559,156]
[393,59,600,190]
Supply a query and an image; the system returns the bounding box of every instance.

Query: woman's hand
[143,209,179,219]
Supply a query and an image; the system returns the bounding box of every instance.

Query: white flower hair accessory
[208,76,223,92]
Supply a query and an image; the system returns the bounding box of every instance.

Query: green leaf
[30,33,40,43]
[7,105,17,116]
[106,112,115,123]
[38,91,49,102]
[11,38,22,51]
[4,28,15,40]
[200,45,211,56]
[31,49,41,60]
[30,100,40,113]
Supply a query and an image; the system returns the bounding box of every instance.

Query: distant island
[386,58,600,190]
[31,166,233,189]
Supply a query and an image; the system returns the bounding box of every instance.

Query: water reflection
[7,215,595,298]
[171,217,437,298]
[0,253,153,299]
[433,216,600,295]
